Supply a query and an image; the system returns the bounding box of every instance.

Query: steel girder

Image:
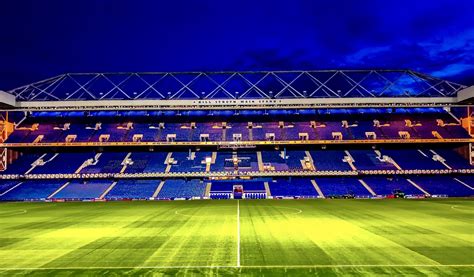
[8,70,466,101]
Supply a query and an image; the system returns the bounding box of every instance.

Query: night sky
[1,0,473,90]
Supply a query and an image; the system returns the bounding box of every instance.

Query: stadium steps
[164,152,173,173]
[310,179,325,198]
[305,151,316,170]
[47,181,70,199]
[406,179,430,195]
[358,179,376,196]
[152,181,165,198]
[313,127,320,139]
[205,182,211,197]
[249,128,253,141]
[410,127,421,139]
[99,181,117,199]
[344,150,357,170]
[378,128,388,138]
[346,127,354,140]
[211,151,217,163]
[446,109,462,123]
[120,153,132,173]
[257,151,264,171]
[75,155,95,173]
[157,128,162,141]
[264,182,271,197]
[88,130,97,142]
[24,153,48,174]
[454,178,474,189]
[377,150,403,170]
[0,182,23,197]
[429,149,452,169]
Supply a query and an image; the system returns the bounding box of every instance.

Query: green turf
[0,199,473,276]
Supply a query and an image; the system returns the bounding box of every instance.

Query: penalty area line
[0,265,473,271]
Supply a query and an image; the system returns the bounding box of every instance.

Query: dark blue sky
[1,0,473,90]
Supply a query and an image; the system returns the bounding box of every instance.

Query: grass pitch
[0,199,473,276]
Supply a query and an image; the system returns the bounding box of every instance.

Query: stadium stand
[316,177,373,198]
[158,179,206,199]
[362,176,425,196]
[52,180,112,200]
[268,178,318,197]
[105,179,159,200]
[410,176,474,197]
[0,180,65,201]
[0,70,473,201]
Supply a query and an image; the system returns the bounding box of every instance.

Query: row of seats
[2,148,472,175]
[6,117,469,143]
[1,176,472,201]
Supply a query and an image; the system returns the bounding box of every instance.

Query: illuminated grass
[0,199,473,276]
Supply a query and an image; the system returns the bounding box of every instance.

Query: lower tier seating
[0,180,65,201]
[157,179,206,199]
[52,181,112,200]
[105,180,160,200]
[316,177,372,197]
[0,175,472,201]
[268,178,318,197]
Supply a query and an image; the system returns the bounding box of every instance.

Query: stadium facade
[0,70,473,201]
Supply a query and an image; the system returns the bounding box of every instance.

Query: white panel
[11,97,459,111]
[0,91,16,107]
[457,86,474,102]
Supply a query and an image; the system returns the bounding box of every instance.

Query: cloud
[431,63,474,78]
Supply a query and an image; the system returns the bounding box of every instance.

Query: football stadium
[0,70,473,275]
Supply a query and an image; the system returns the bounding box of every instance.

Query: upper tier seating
[6,112,470,144]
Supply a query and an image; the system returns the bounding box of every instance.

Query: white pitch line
[237,199,241,268]
[0,265,473,271]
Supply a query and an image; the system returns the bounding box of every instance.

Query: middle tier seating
[1,147,471,176]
